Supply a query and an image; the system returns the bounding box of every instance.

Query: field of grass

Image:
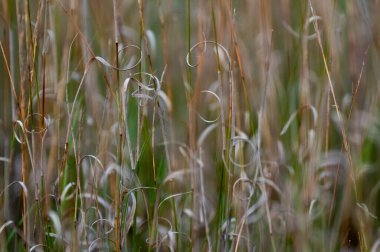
[1,0,380,251]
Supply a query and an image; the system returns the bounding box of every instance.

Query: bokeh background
[1,0,380,251]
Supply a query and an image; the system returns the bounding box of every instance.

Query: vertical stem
[42,55,46,126]
[186,2,195,249]
[210,2,230,251]
[187,0,192,90]
[116,132,122,252]
[137,0,145,169]
[113,0,121,249]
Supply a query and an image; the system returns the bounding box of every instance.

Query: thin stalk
[114,0,121,246]
[186,1,193,246]
[42,55,46,127]
[27,0,43,112]
[137,0,144,168]
[0,41,20,114]
[256,28,276,250]
[210,2,232,251]
[187,0,192,91]
[116,132,122,252]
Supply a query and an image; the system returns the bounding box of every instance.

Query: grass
[1,0,380,251]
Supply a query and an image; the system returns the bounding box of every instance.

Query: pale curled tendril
[186,40,231,70]
[280,104,318,136]
[197,90,222,124]
[24,113,49,134]
[95,44,142,71]
[229,136,258,168]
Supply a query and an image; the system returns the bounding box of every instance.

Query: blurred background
[1,0,380,251]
